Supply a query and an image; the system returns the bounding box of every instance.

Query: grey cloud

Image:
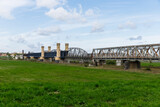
[10,35,27,44]
[17,37,27,43]
[91,22,105,33]
[35,27,62,36]
[27,44,37,49]
[129,36,142,41]
[10,34,43,51]
[27,42,44,52]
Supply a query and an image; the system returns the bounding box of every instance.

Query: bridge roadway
[92,44,160,60]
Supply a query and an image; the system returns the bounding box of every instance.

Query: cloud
[85,9,94,16]
[35,26,61,36]
[46,7,86,23]
[0,0,95,22]
[36,0,66,9]
[10,34,27,43]
[91,22,105,33]
[27,43,40,51]
[10,26,61,50]
[0,32,9,35]
[129,36,142,41]
[36,0,94,23]
[9,33,45,52]
[0,0,32,19]
[14,26,62,38]
[24,26,61,38]
[118,21,137,29]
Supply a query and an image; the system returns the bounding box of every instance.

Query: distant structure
[92,44,160,69]
[23,43,160,69]
[0,53,7,57]
[24,43,69,62]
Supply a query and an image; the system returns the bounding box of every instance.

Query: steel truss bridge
[66,47,91,60]
[92,44,160,60]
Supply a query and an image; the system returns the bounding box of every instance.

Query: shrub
[8,56,13,60]
[84,62,89,67]
[0,56,12,60]
[145,66,151,71]
[30,59,36,62]
[106,60,116,65]
[70,61,79,64]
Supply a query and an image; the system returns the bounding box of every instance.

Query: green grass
[0,56,10,60]
[1,60,160,106]
[141,62,160,67]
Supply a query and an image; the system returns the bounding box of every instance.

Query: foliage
[145,66,151,71]
[70,60,80,64]
[0,56,13,60]
[84,62,89,67]
[106,60,116,65]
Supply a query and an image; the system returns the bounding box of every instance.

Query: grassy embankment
[0,60,160,106]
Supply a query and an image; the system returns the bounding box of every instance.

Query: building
[0,53,7,57]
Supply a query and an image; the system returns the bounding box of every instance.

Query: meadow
[141,62,160,67]
[0,60,160,106]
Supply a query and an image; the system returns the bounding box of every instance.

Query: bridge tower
[48,46,51,52]
[48,46,52,62]
[55,43,61,63]
[65,43,69,51]
[40,46,44,60]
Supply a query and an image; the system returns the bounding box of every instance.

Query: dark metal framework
[66,47,91,59]
[92,44,160,60]
[24,51,68,59]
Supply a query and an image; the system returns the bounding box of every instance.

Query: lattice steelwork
[67,47,90,59]
[92,44,160,60]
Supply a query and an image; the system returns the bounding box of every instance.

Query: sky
[0,0,160,53]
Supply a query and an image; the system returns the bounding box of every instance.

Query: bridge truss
[66,47,91,60]
[92,44,160,60]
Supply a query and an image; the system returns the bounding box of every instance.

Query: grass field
[141,62,160,67]
[1,60,160,106]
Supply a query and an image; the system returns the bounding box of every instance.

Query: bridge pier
[30,56,35,60]
[124,60,141,70]
[24,56,28,60]
[99,60,105,66]
[49,58,53,62]
[94,60,105,66]
[67,59,71,63]
[116,60,122,66]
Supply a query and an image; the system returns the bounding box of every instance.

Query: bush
[70,61,79,64]
[84,62,89,67]
[106,60,116,65]
[145,66,151,71]
[0,56,13,60]
[30,59,37,62]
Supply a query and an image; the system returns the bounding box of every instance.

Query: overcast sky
[0,0,160,53]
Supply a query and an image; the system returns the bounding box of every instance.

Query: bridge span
[92,44,160,60]
[91,44,160,69]
[65,47,91,61]
[24,43,160,69]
